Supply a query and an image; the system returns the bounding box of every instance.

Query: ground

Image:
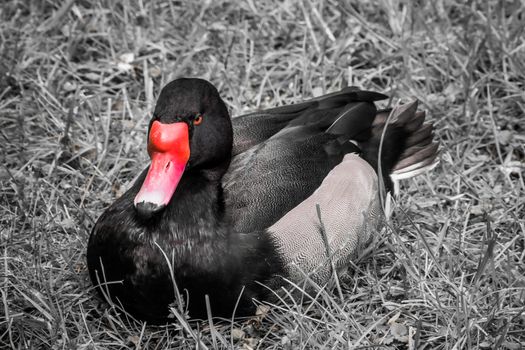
[1,0,524,349]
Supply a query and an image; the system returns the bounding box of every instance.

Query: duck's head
[133,78,232,219]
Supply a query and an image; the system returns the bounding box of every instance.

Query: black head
[134,78,233,217]
[152,78,233,170]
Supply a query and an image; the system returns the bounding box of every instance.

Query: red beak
[134,121,190,218]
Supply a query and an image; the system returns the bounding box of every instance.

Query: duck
[87,78,438,324]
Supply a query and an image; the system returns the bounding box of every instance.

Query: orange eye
[194,114,203,125]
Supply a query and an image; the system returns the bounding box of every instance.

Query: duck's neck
[160,165,227,241]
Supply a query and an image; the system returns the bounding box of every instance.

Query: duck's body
[87,78,438,323]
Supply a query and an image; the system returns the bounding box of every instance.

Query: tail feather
[405,111,426,132]
[405,124,433,148]
[391,155,439,180]
[372,110,389,126]
[360,100,439,192]
[395,142,439,171]
[400,138,434,159]
[392,100,419,123]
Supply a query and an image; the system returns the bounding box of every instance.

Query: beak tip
[134,201,165,220]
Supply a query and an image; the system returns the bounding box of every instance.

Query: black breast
[87,170,284,323]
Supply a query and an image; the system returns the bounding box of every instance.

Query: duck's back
[224,90,439,236]
[224,88,385,233]
[230,87,386,156]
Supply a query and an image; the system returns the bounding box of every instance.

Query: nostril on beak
[135,202,166,220]
[165,161,171,171]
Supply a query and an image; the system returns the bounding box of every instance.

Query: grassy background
[1,0,524,348]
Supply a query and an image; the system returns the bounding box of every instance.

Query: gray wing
[223,126,359,233]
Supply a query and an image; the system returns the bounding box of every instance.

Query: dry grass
[1,0,524,349]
